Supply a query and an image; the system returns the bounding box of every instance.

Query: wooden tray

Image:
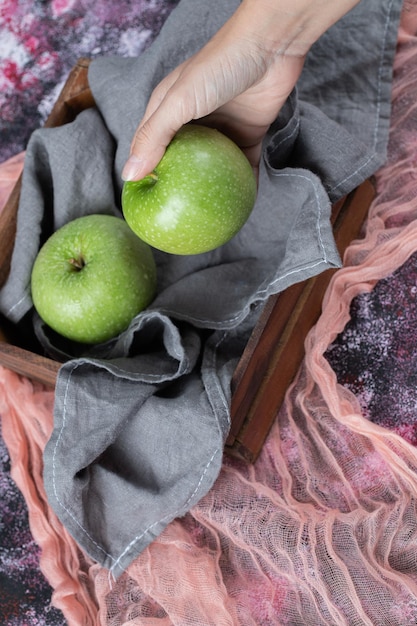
[0,58,374,463]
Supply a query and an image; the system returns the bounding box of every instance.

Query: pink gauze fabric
[1,2,417,624]
[0,152,24,215]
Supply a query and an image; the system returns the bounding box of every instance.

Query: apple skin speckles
[122,124,257,255]
[30,214,157,344]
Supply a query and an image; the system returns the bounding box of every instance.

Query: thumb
[121,67,190,181]
[121,116,178,181]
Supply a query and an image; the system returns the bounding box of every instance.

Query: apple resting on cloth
[122,124,257,255]
[31,214,157,344]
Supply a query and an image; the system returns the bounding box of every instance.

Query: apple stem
[68,256,85,271]
[140,171,158,188]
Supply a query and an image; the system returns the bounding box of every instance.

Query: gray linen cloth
[0,0,402,576]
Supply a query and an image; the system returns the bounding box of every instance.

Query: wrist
[236,0,361,58]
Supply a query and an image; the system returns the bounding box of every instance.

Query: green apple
[121,124,257,255]
[31,214,157,344]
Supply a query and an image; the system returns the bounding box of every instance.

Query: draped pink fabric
[0,152,24,214]
[2,3,417,623]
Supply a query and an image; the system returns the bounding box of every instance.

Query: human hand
[122,0,360,182]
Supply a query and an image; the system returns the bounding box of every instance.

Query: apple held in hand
[31,214,157,344]
[122,124,257,255]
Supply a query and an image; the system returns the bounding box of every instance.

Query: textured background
[2,1,417,624]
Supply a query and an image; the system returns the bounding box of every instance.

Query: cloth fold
[0,0,403,574]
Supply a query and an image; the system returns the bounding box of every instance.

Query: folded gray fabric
[0,0,402,576]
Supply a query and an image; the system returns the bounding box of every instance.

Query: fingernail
[121,155,144,181]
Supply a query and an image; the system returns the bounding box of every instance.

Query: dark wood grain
[0,341,60,388]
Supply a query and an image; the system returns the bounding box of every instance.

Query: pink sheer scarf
[1,4,417,623]
[0,152,24,211]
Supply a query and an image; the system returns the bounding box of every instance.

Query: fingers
[121,32,257,182]
[121,7,264,181]
[121,56,250,181]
